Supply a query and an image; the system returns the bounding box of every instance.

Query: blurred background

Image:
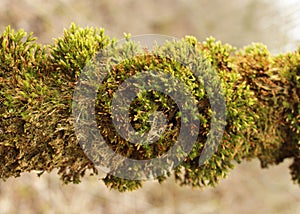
[0,0,300,213]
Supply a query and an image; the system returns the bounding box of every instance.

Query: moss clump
[0,24,299,191]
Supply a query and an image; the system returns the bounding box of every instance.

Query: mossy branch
[0,24,299,192]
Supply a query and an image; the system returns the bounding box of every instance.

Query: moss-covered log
[0,24,299,192]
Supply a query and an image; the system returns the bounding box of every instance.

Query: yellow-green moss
[0,24,299,191]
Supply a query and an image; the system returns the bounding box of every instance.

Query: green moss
[0,24,299,191]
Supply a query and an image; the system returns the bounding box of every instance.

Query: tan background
[0,0,300,213]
